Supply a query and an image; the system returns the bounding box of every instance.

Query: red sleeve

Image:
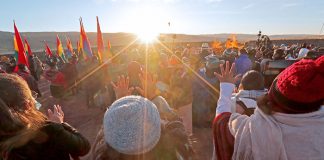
[212,112,234,160]
[53,72,67,88]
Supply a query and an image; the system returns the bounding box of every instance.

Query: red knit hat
[269,55,324,114]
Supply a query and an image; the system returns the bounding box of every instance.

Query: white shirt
[297,48,309,59]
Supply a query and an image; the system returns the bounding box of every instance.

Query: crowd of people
[0,39,323,160]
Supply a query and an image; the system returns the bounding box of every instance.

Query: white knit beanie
[103,96,161,155]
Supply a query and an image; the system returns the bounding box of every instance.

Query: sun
[125,6,167,43]
[136,31,159,43]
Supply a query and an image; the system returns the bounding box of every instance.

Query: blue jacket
[234,54,252,76]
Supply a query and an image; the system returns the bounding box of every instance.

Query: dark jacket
[4,121,90,160]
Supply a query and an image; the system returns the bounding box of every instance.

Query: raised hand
[48,105,64,123]
[111,75,134,99]
[214,61,241,84]
[136,72,158,100]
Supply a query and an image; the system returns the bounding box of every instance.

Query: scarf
[233,89,267,100]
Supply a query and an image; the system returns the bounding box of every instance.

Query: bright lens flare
[126,6,167,43]
[137,31,158,43]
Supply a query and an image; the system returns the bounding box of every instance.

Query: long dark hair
[0,74,46,156]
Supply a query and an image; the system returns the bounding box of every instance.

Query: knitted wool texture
[103,96,161,155]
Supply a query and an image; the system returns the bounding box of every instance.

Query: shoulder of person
[40,121,64,132]
[157,120,193,159]
[41,121,78,135]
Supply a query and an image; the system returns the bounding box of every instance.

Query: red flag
[107,40,111,49]
[44,42,53,57]
[97,16,104,63]
[24,38,33,56]
[14,22,29,67]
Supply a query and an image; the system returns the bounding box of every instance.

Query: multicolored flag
[56,35,67,62]
[96,16,104,63]
[79,18,93,60]
[24,38,33,56]
[14,22,29,67]
[44,41,53,57]
[65,36,74,58]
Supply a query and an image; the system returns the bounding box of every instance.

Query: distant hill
[1,31,324,53]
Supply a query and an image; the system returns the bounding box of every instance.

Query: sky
[0,0,324,35]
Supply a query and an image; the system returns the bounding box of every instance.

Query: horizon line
[0,30,322,36]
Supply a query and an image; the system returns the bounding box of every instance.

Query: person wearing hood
[215,55,324,160]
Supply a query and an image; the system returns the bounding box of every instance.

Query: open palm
[111,75,134,99]
[136,72,158,100]
[214,61,241,83]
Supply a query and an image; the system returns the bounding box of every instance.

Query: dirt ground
[38,77,213,160]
